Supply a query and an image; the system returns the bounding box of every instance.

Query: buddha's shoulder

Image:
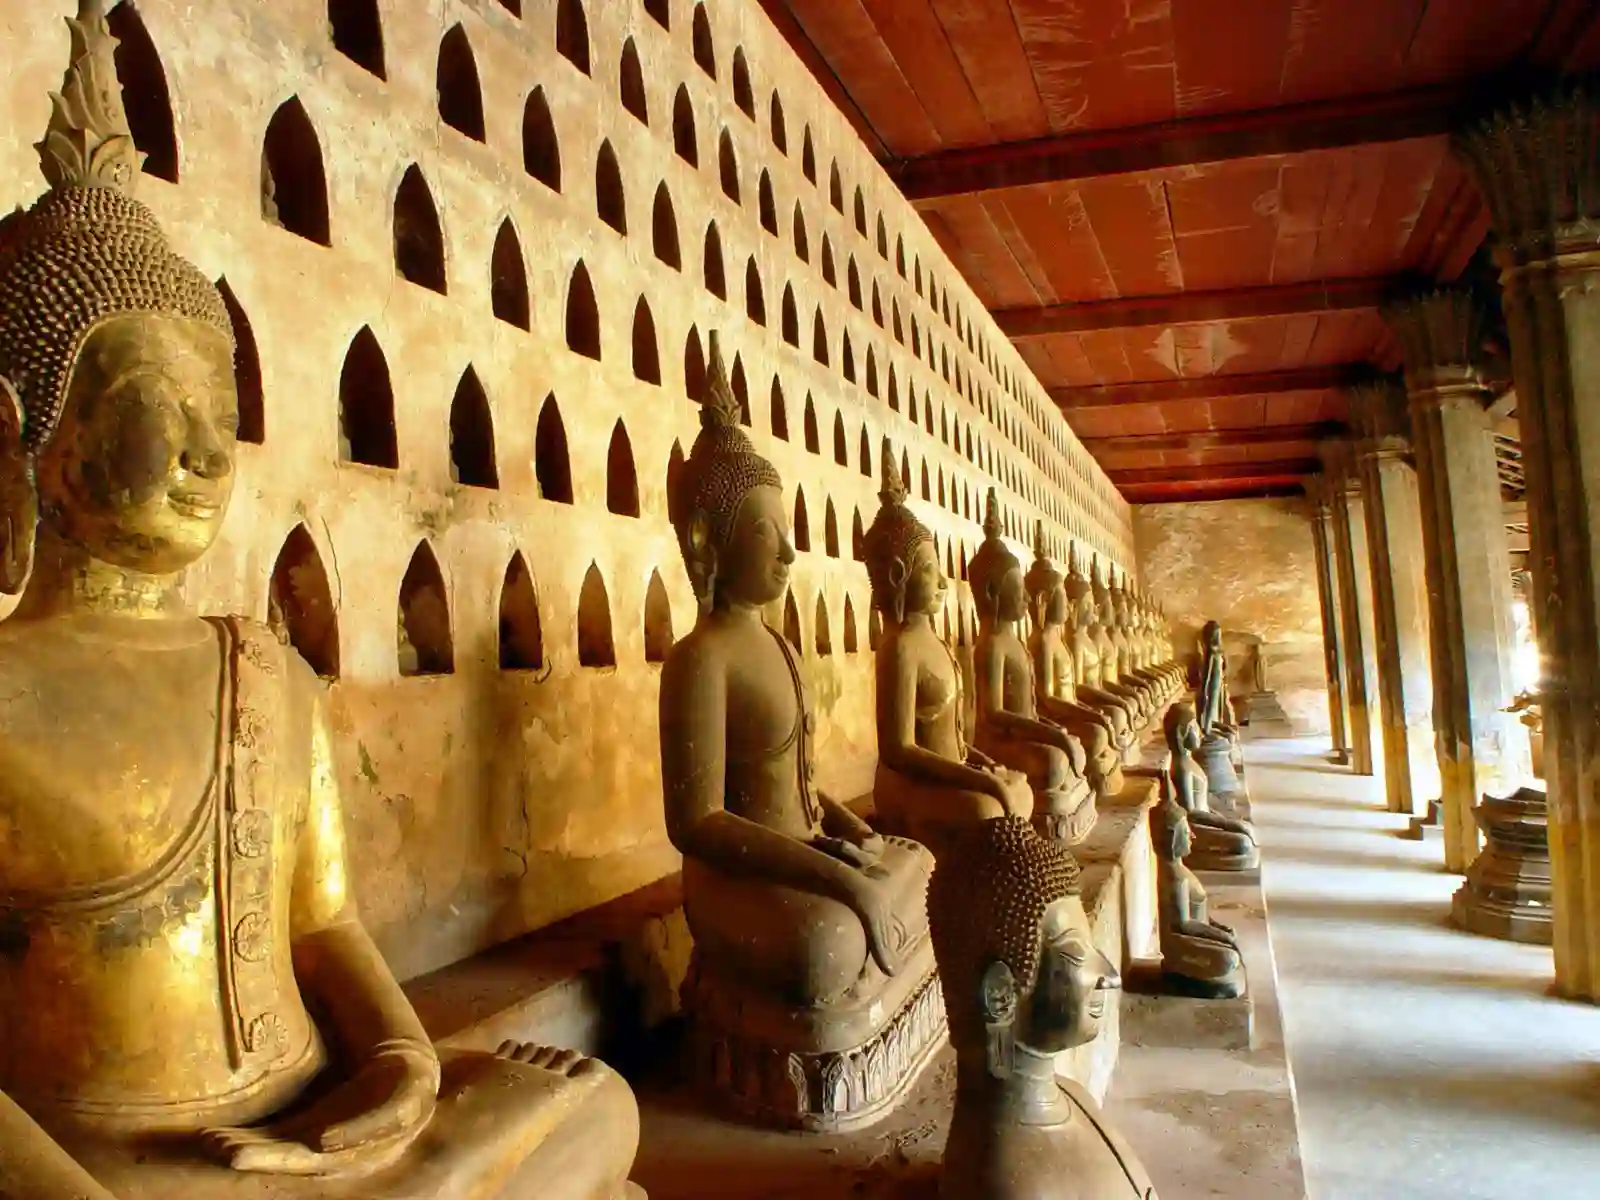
[1057,1078,1160,1198]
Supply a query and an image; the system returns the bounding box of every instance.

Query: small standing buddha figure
[1194,619,1246,801]
[0,6,642,1198]
[968,492,1095,845]
[1023,521,1128,795]
[1151,783,1247,1000]
[1065,548,1142,740]
[659,339,942,1132]
[867,444,1032,861]
[930,817,1158,1200]
[1164,703,1259,873]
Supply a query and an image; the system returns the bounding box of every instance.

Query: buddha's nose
[778,536,796,565]
[180,423,232,480]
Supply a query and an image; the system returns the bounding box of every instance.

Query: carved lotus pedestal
[1451,786,1553,945]
[1034,776,1098,846]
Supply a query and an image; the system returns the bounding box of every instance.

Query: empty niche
[815,594,832,656]
[803,394,820,453]
[607,421,640,517]
[770,379,789,440]
[535,395,573,503]
[673,87,698,165]
[645,0,669,29]
[329,0,386,78]
[811,312,828,365]
[847,259,862,309]
[596,141,627,234]
[908,388,918,425]
[644,569,674,663]
[652,184,681,268]
[792,204,809,261]
[393,166,447,293]
[829,162,843,212]
[896,236,906,277]
[888,367,899,411]
[869,608,883,650]
[854,188,867,236]
[214,279,264,445]
[858,428,871,475]
[843,595,859,653]
[900,450,910,490]
[920,462,930,501]
[759,172,778,234]
[733,48,755,117]
[338,327,396,467]
[449,368,498,488]
[824,499,839,558]
[872,282,883,327]
[852,510,865,561]
[666,440,687,527]
[491,219,531,329]
[620,38,648,124]
[437,25,486,141]
[770,93,787,153]
[397,542,453,677]
[832,412,847,465]
[498,0,522,15]
[106,4,178,182]
[683,327,707,402]
[261,98,331,245]
[703,224,726,300]
[876,214,888,258]
[893,300,903,343]
[269,525,339,678]
[841,334,855,383]
[730,355,752,425]
[745,260,766,326]
[556,0,591,74]
[793,488,810,551]
[781,285,798,346]
[692,4,716,77]
[578,564,616,667]
[499,553,544,670]
[821,236,836,286]
[632,298,661,384]
[565,261,601,360]
[523,89,561,189]
[865,349,878,398]
[718,131,740,203]
[782,590,802,650]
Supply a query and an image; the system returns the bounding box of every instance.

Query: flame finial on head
[878,436,907,506]
[982,487,1002,540]
[1032,519,1047,560]
[702,330,743,432]
[36,0,141,194]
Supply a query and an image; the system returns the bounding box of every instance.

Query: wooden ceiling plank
[1170,0,1296,118]
[922,198,1040,309]
[1050,366,1357,410]
[927,0,1053,142]
[986,191,1071,305]
[1002,184,1119,303]
[1124,481,1306,504]
[1109,457,1321,485]
[1010,0,1178,135]
[855,0,995,148]
[1077,175,1186,297]
[1082,421,1345,451]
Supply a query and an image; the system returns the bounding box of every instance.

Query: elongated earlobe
[980,960,1017,1080]
[0,377,36,596]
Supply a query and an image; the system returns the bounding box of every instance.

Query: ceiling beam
[888,83,1475,201]
[996,278,1396,338]
[1053,366,1364,411]
[1107,458,1322,487]
[1121,481,1308,505]
[1082,422,1347,453]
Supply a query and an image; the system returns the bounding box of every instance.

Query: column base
[1402,798,1442,842]
[1449,786,1553,946]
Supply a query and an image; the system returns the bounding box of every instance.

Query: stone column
[1320,440,1384,780]
[1306,476,1352,764]
[1457,91,1600,995]
[1349,381,1439,818]
[1383,291,1529,874]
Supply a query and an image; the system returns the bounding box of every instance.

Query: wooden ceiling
[762,0,1600,503]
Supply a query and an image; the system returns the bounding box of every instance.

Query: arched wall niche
[644,570,674,663]
[490,219,531,330]
[523,88,562,190]
[653,184,681,269]
[215,278,264,446]
[557,0,591,75]
[843,595,859,654]
[815,594,832,656]
[437,24,486,142]
[449,367,498,489]
[328,0,386,78]
[394,166,447,294]
[338,326,397,468]
[606,421,641,517]
[782,589,802,650]
[499,553,545,671]
[269,524,339,679]
[107,3,179,182]
[578,563,616,668]
[398,541,454,677]
[534,395,573,504]
[261,97,331,246]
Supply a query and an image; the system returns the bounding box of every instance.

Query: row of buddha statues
[0,7,1250,1197]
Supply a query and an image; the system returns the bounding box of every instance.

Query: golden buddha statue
[1110,580,1176,707]
[1090,563,1155,723]
[968,494,1096,845]
[929,817,1158,1199]
[1151,784,1246,1000]
[865,444,1032,861]
[0,7,642,1197]
[658,337,942,1132]
[1063,548,1141,744]
[1023,521,1128,795]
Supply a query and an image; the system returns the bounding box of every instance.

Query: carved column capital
[1348,377,1414,462]
[1454,87,1600,266]
[1382,289,1497,408]
[1304,472,1337,513]
[1316,438,1361,491]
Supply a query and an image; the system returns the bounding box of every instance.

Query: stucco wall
[1134,498,1331,736]
[2,0,1137,979]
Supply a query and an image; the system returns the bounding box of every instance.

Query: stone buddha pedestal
[1150,790,1247,1001]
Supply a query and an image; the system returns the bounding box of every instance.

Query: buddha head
[1023,520,1068,632]
[1064,542,1094,632]
[968,488,1025,627]
[1151,781,1193,862]
[929,816,1119,1077]
[1201,619,1223,656]
[863,439,942,624]
[671,332,792,614]
[0,0,238,595]
[1164,699,1202,755]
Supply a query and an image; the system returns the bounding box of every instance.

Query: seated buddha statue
[1164,703,1259,872]
[930,817,1159,1200]
[0,7,641,1198]
[966,494,1095,846]
[867,445,1033,862]
[659,337,942,1132]
[1151,784,1246,1001]
[1090,564,1155,722]
[1064,548,1142,741]
[1023,522,1128,794]
[1139,595,1185,694]
[1111,582,1176,705]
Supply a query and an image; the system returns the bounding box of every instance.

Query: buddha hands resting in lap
[930,817,1157,1200]
[967,494,1093,840]
[0,7,640,1197]
[659,336,928,1008]
[865,445,1031,859]
[1164,703,1258,872]
[1151,784,1245,1001]
[1023,523,1124,795]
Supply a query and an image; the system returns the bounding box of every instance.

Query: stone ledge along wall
[1,0,1136,980]
[1134,498,1331,736]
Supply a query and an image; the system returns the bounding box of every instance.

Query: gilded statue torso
[1031,628,1074,702]
[909,626,964,758]
[716,620,821,840]
[0,616,324,1137]
[976,632,1038,721]
[1072,628,1102,691]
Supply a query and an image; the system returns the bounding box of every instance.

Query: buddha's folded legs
[872,767,1021,861]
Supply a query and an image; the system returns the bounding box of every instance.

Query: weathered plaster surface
[1,0,1134,979]
[1134,499,1330,735]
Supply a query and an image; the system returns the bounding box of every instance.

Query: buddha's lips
[169,492,221,518]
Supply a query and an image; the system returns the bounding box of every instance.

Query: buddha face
[902,539,946,617]
[1018,896,1119,1053]
[33,314,237,575]
[718,484,794,607]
